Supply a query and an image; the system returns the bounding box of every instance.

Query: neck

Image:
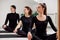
[25,13,30,17]
[38,12,44,17]
[11,11,16,13]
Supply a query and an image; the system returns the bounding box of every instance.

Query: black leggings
[16,29,57,40]
[17,30,27,37]
[16,29,36,37]
[32,33,57,40]
[4,26,14,32]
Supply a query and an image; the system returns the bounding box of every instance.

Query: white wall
[31,0,58,27]
[0,0,32,29]
[34,0,58,13]
[0,0,58,29]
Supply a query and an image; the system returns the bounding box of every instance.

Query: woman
[2,5,20,32]
[28,3,57,40]
[13,6,33,37]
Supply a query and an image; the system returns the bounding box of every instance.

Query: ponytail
[39,3,47,15]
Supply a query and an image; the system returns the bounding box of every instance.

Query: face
[10,7,16,13]
[24,8,29,14]
[37,4,44,14]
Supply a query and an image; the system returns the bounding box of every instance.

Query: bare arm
[15,20,22,30]
[14,20,22,32]
[32,23,36,30]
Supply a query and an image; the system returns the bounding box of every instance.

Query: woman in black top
[28,3,57,40]
[13,6,33,37]
[2,5,20,32]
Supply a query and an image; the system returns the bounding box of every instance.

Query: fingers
[28,35,32,40]
[27,32,32,40]
[13,29,17,33]
[28,37,32,40]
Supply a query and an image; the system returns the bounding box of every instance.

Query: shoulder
[16,13,19,15]
[15,13,19,15]
[47,16,51,18]
[20,16,25,21]
[32,16,36,22]
[7,13,11,16]
[32,16,36,20]
[21,16,25,18]
[30,16,34,18]
[47,16,52,20]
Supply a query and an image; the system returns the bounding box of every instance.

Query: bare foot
[2,25,7,28]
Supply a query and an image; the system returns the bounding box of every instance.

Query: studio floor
[0,28,56,40]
